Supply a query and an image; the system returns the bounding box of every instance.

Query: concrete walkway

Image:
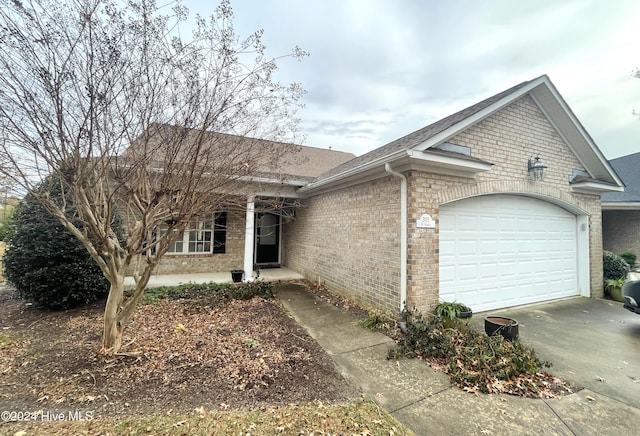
[276,283,640,436]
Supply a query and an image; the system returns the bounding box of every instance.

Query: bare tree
[0,0,307,353]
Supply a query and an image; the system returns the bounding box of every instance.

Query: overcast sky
[187,0,640,160]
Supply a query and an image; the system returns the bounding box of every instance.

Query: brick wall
[407,96,603,311]
[284,176,402,313]
[130,209,247,275]
[603,210,640,266]
[287,95,604,315]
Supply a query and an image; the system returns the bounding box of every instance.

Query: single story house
[602,152,640,266]
[152,75,624,315]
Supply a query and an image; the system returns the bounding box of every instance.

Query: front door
[255,213,280,265]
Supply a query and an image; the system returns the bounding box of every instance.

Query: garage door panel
[439,195,578,312]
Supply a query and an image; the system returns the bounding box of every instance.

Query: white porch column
[243,195,256,282]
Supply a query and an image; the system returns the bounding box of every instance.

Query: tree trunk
[102,277,125,353]
[101,264,154,354]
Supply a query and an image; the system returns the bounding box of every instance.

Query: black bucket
[230,270,244,283]
[484,316,519,341]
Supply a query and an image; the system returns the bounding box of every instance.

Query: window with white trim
[164,212,227,254]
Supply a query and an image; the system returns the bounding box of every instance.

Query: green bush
[357,311,389,330]
[603,250,630,281]
[620,251,637,268]
[2,176,114,309]
[133,281,275,306]
[388,310,551,394]
[388,311,456,359]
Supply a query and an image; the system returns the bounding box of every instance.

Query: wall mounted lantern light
[527,155,547,181]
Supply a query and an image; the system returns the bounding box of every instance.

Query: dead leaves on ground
[0,294,346,416]
[116,298,314,390]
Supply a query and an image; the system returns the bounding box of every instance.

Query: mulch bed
[0,285,357,419]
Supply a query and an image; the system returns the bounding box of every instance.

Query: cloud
[186,0,640,159]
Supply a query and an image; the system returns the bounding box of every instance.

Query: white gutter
[384,163,407,313]
[299,149,409,194]
[602,202,640,211]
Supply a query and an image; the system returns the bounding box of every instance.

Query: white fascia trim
[570,181,624,194]
[142,167,308,188]
[527,83,623,187]
[412,78,547,152]
[298,149,409,194]
[408,150,493,175]
[236,175,309,186]
[297,150,494,197]
[602,202,640,211]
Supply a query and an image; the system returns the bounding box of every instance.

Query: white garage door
[439,195,578,312]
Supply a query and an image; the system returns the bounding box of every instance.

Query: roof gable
[311,75,623,191]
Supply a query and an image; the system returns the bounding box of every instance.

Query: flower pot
[230,270,244,283]
[609,286,624,303]
[442,310,473,328]
[485,316,519,341]
[457,310,473,324]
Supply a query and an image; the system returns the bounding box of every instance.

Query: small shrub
[620,251,637,268]
[357,311,388,330]
[137,287,172,304]
[603,250,630,281]
[244,339,259,349]
[434,302,471,320]
[388,311,456,360]
[448,327,550,394]
[134,281,275,306]
[389,309,551,395]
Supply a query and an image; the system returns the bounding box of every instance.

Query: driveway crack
[388,386,453,414]
[544,399,577,435]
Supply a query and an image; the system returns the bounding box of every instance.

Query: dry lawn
[0,285,412,435]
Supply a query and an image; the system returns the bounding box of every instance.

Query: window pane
[163,216,217,254]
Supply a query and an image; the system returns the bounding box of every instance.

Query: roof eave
[297,150,410,195]
[297,150,493,196]
[403,150,493,178]
[570,181,624,195]
[601,202,640,211]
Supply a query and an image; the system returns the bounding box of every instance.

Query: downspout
[384,163,407,314]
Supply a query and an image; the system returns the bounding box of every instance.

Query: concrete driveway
[472,297,640,408]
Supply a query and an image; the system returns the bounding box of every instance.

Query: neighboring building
[602,152,640,266]
[151,75,624,315]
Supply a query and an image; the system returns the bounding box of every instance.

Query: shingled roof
[602,152,640,203]
[305,75,622,195]
[125,124,355,183]
[316,78,534,180]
